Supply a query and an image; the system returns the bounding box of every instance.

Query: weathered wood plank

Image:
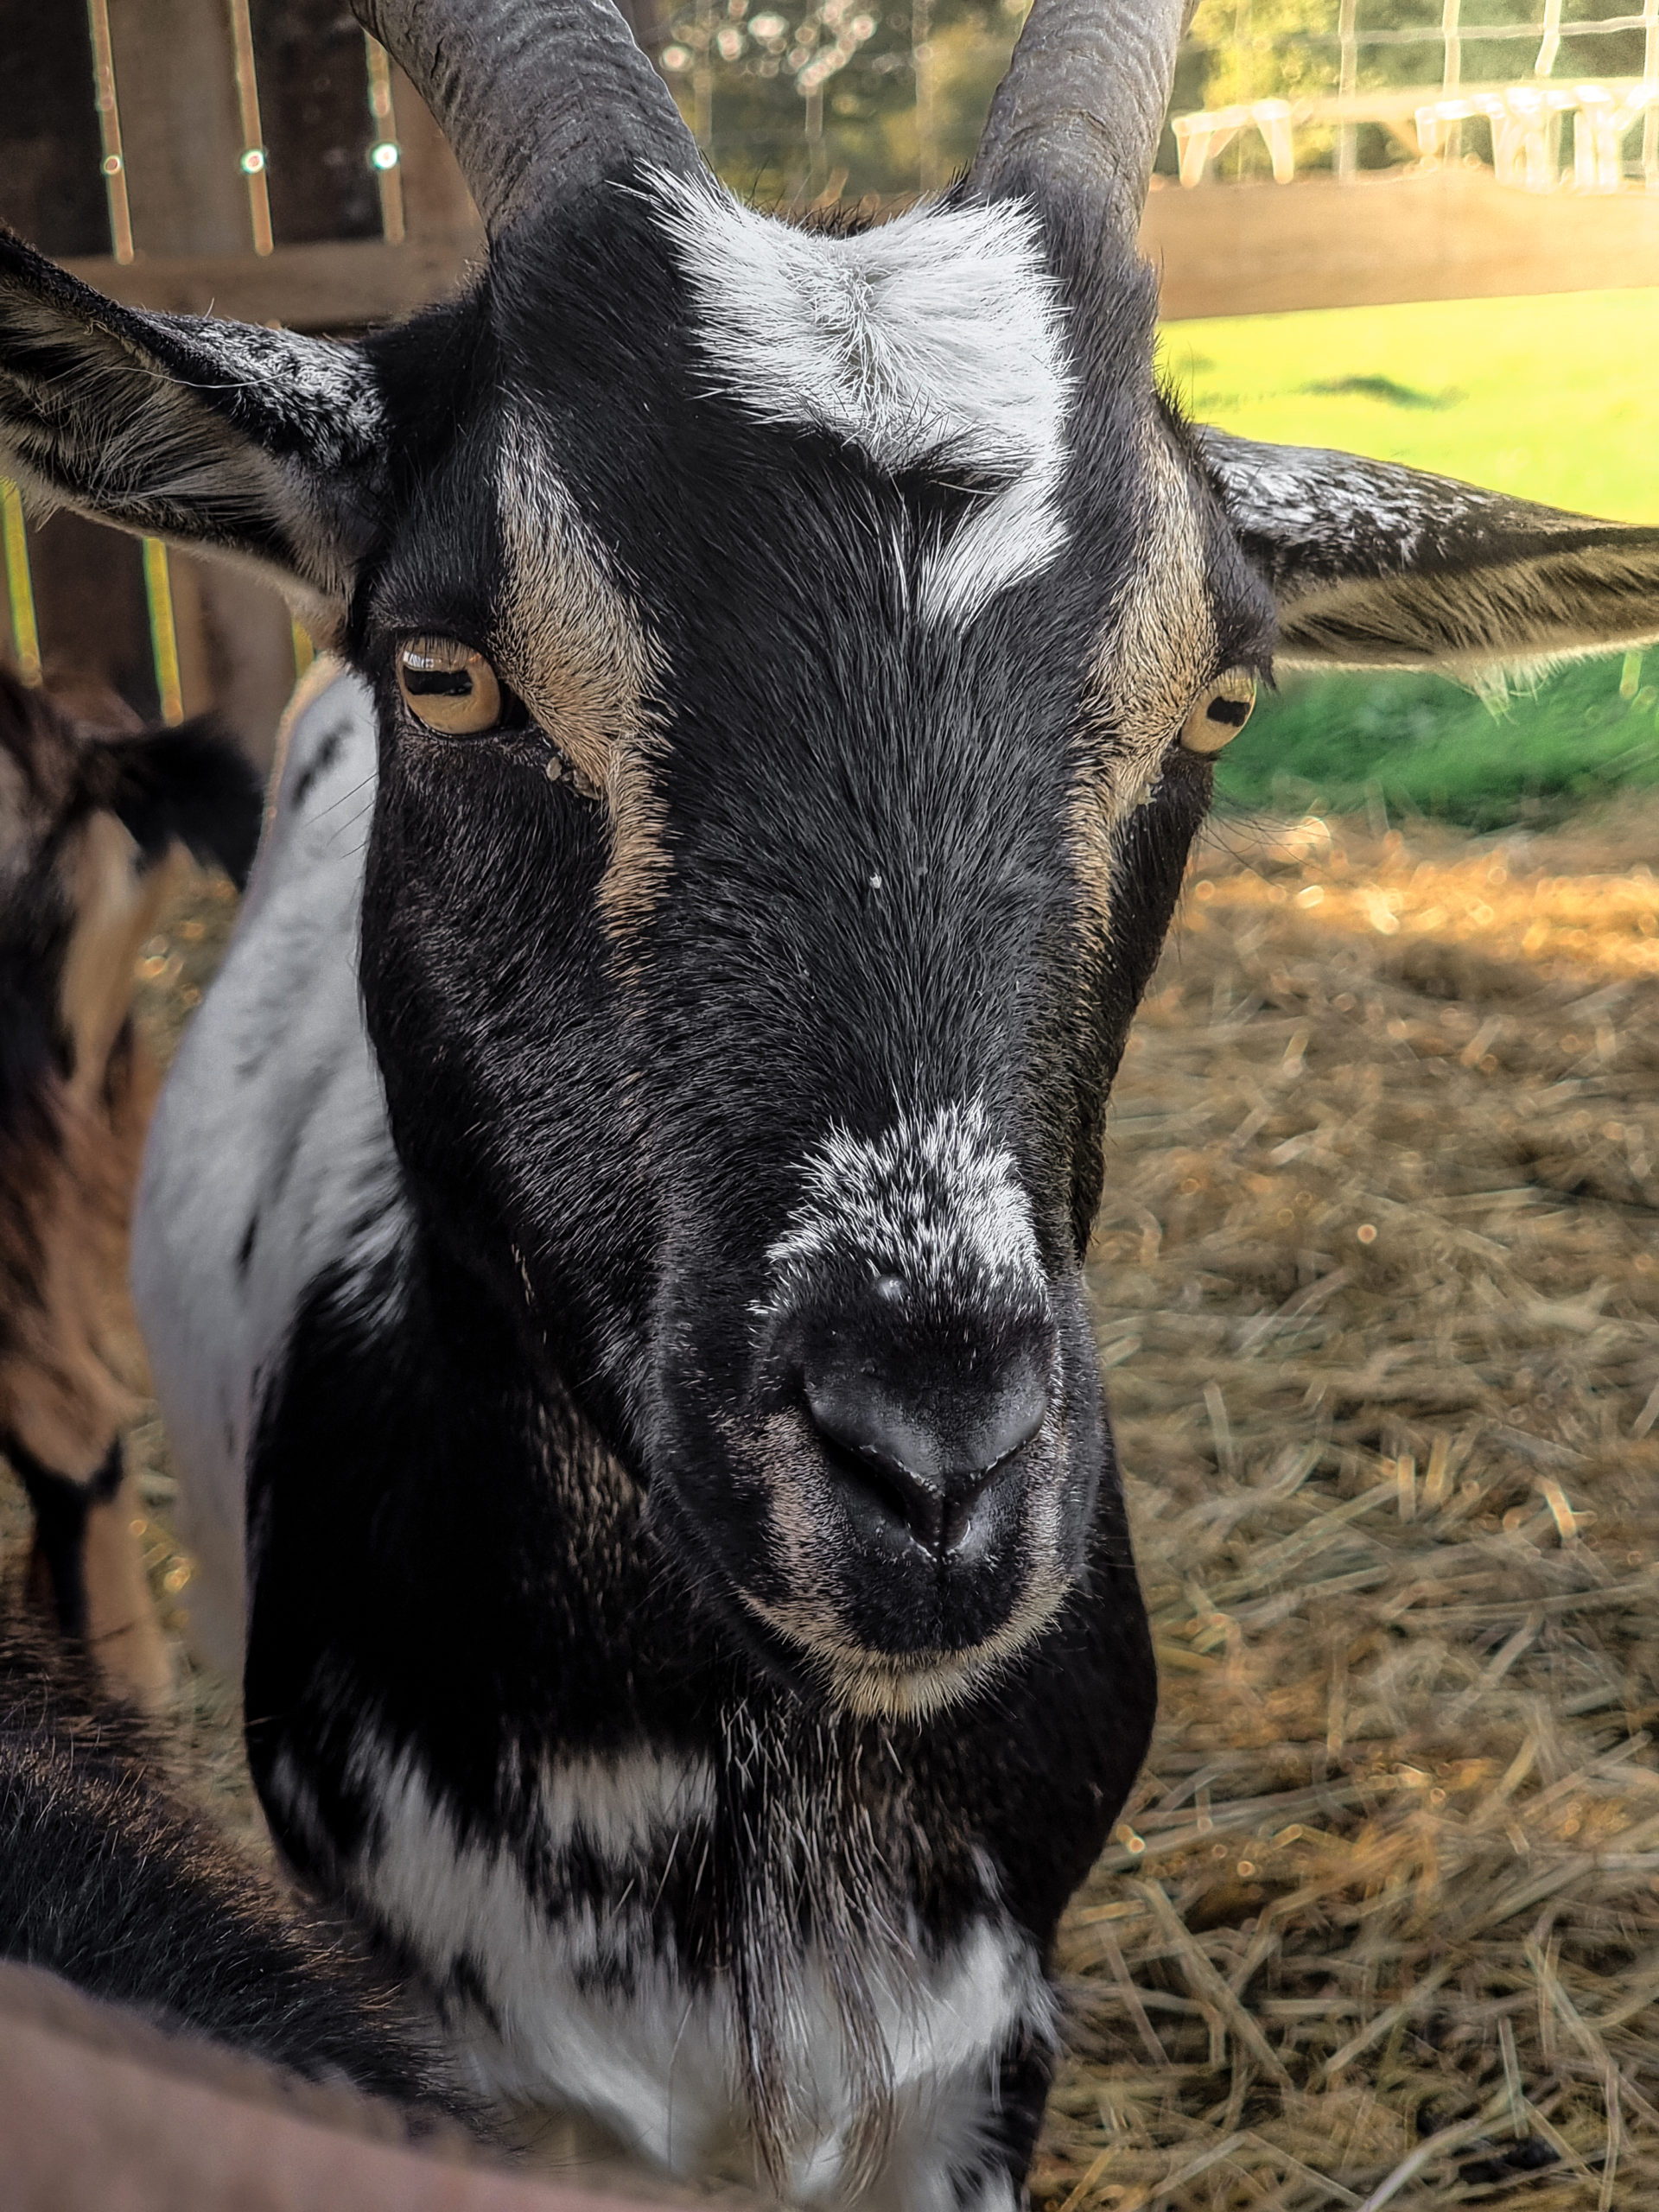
[0,0,155,719]
[61,236,477,330]
[62,174,1659,336]
[1144,171,1659,321]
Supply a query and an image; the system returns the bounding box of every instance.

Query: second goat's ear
[93,722,265,893]
[1201,428,1659,678]
[0,226,388,641]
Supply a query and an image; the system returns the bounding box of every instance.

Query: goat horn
[969,0,1194,238]
[351,0,700,238]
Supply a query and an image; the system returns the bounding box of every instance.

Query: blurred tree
[657,0,1653,200]
[657,0,1028,200]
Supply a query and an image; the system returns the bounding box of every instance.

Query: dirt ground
[3,799,1656,2210]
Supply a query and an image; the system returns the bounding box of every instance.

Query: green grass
[1211,656,1659,830]
[1160,289,1659,823]
[1162,289,1659,524]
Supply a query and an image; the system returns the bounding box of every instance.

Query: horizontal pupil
[404,666,474,697]
[1207,696,1252,728]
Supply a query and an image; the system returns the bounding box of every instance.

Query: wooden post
[1441,0,1462,166]
[106,0,246,253]
[105,0,295,768]
[0,0,156,718]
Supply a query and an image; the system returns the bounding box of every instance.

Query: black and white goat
[2,0,1656,2200]
[0,663,257,1702]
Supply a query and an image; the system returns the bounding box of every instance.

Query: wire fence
[1176,0,1659,188]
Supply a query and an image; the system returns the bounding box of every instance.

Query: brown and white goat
[0,662,258,1700]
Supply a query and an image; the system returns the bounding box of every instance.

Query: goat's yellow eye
[1180,669,1256,755]
[396,637,503,734]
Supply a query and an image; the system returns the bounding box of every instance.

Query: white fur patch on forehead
[650,175,1072,623]
[766,1098,1045,1308]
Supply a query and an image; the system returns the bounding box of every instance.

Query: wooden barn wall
[252,0,383,246]
[0,2,475,763]
[0,3,157,723]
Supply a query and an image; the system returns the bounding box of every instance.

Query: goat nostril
[975,1376,1046,1471]
[803,1367,1045,1557]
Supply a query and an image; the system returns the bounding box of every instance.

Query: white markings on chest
[303,1726,1038,2209]
[652,175,1072,628]
[132,666,406,1669]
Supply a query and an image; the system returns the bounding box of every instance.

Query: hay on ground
[3,805,1656,2210]
[1040,801,1659,2212]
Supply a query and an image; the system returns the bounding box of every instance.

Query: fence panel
[0,3,475,760]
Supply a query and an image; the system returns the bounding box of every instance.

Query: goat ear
[1200,429,1659,677]
[0,227,385,638]
[92,720,265,891]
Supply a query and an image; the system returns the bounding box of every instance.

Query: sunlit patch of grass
[1158,289,1659,829]
[1162,289,1659,525]
[1216,653,1659,831]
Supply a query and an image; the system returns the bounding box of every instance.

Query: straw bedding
[1038,801,1659,2212]
[2,805,1656,2211]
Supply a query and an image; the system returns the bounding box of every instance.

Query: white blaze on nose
[765,1099,1045,1307]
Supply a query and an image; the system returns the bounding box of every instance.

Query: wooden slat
[1144,171,1659,321]
[61,173,1659,334]
[0,1,156,717]
[106,0,247,256]
[62,236,477,331]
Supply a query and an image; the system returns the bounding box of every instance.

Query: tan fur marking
[264,649,346,834]
[1069,423,1217,938]
[59,819,187,1106]
[2,999,156,1478]
[1,1040,170,1708]
[3,803,178,1707]
[493,418,671,937]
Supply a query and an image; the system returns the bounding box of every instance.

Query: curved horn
[969,0,1192,238]
[352,0,701,238]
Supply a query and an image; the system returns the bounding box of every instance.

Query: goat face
[349,188,1274,1714]
[4,2,1658,1713]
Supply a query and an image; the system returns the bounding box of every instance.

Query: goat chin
[733,1573,1075,1722]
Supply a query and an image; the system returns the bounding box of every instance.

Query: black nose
[804,1358,1048,1557]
